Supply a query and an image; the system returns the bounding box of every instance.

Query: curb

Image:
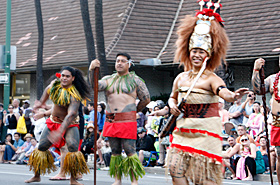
[145,167,278,182]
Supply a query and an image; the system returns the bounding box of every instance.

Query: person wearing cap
[14,133,32,164]
[81,123,98,162]
[167,1,248,185]
[89,52,150,185]
[22,100,33,136]
[136,127,155,164]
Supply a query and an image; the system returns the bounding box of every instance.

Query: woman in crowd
[0,133,13,163]
[97,102,106,133]
[246,102,264,138]
[81,123,98,162]
[235,135,257,180]
[3,105,20,139]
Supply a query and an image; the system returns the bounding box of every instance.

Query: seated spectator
[236,125,255,144]
[81,123,97,162]
[257,136,270,172]
[223,136,240,179]
[0,133,13,163]
[3,132,24,163]
[13,133,32,162]
[100,137,112,169]
[224,135,257,181]
[21,137,38,164]
[136,127,156,164]
[150,106,161,140]
[246,102,264,139]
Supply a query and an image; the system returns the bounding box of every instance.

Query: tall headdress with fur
[174,0,229,71]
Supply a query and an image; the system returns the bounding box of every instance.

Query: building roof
[0,0,279,71]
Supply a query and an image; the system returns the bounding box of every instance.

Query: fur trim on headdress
[27,149,57,175]
[174,15,229,72]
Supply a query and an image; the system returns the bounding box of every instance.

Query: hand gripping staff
[160,57,209,138]
[260,66,273,185]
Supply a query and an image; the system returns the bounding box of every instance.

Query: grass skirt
[109,154,145,181]
[27,149,57,175]
[63,151,89,178]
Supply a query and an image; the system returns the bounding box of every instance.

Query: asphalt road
[0,163,277,185]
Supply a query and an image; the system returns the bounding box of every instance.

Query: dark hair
[0,103,3,108]
[14,132,21,137]
[60,66,90,99]
[83,106,90,115]
[6,133,12,139]
[30,137,36,141]
[116,52,131,60]
[98,103,106,118]
[238,124,246,130]
[84,129,94,140]
[88,102,94,107]
[252,101,261,113]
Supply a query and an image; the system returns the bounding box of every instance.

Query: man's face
[260,138,266,147]
[12,100,19,107]
[88,105,93,111]
[237,126,246,136]
[115,55,130,74]
[60,70,75,88]
[247,91,255,100]
[138,132,145,138]
[227,137,235,146]
[14,134,20,141]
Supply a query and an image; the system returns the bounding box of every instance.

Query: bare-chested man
[89,52,150,185]
[25,66,90,185]
[252,58,280,183]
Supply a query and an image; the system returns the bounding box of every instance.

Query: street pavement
[0,163,277,185]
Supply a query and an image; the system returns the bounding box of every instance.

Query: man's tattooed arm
[135,77,150,112]
[59,97,80,134]
[252,71,270,95]
[88,70,108,91]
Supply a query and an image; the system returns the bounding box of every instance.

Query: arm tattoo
[252,71,261,94]
[135,77,150,112]
[60,97,80,133]
[89,70,107,91]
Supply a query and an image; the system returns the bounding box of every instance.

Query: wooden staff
[93,67,99,185]
[260,65,273,185]
[160,57,208,138]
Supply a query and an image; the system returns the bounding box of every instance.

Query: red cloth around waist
[103,121,137,140]
[46,117,79,149]
[271,125,280,146]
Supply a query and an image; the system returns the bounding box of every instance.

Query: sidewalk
[144,167,278,182]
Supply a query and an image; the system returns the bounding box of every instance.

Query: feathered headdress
[174,0,229,71]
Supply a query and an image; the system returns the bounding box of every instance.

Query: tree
[95,0,108,77]
[80,0,96,68]
[34,0,44,99]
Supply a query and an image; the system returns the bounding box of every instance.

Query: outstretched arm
[252,58,270,95]
[135,77,150,112]
[33,81,55,112]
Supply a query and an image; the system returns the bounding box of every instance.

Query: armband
[216,85,227,95]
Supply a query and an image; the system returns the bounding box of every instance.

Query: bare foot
[70,176,83,185]
[112,179,122,185]
[25,176,41,183]
[49,173,67,180]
